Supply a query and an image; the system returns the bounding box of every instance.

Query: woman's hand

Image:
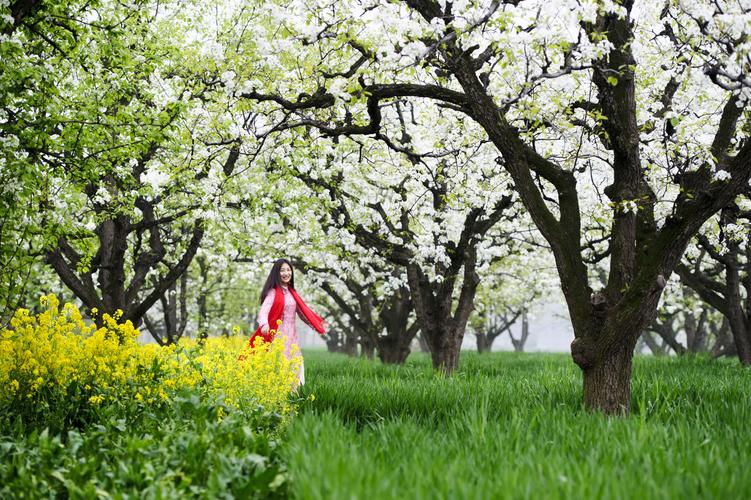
[261,324,269,334]
[321,320,330,331]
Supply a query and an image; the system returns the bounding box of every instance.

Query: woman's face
[279,263,292,285]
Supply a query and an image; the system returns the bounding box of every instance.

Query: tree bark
[197,255,210,340]
[510,309,530,352]
[476,333,492,353]
[377,286,419,364]
[344,334,359,357]
[407,246,480,374]
[582,342,634,414]
[377,335,411,364]
[360,336,375,360]
[571,274,666,413]
[724,252,751,364]
[426,326,463,374]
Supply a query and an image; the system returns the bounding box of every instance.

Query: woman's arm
[258,289,275,333]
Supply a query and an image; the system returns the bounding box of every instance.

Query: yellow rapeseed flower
[1,294,299,424]
[88,395,104,405]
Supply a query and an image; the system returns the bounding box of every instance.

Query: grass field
[282,351,751,499]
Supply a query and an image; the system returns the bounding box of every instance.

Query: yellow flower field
[0,294,301,427]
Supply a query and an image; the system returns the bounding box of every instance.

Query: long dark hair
[260,258,295,304]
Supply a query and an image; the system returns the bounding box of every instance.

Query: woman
[248,258,326,385]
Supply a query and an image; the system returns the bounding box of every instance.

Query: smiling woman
[248,258,328,386]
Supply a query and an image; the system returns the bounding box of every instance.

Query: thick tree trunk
[582,342,634,414]
[377,336,411,364]
[571,279,666,414]
[728,317,751,365]
[428,328,462,374]
[98,217,129,317]
[406,248,479,375]
[421,319,469,374]
[377,287,418,364]
[725,260,751,364]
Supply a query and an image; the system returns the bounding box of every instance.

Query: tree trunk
[684,308,709,354]
[582,342,634,414]
[724,255,751,365]
[711,318,735,358]
[428,328,462,374]
[406,249,479,375]
[344,335,358,357]
[161,284,177,345]
[476,333,492,353]
[377,336,411,364]
[197,256,210,340]
[728,316,751,365]
[510,309,530,352]
[360,337,375,360]
[571,278,666,414]
[377,287,418,363]
[641,331,666,356]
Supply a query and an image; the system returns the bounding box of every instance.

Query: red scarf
[245,286,325,351]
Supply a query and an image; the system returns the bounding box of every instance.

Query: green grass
[282,351,751,499]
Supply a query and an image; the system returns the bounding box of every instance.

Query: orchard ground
[283,350,750,499]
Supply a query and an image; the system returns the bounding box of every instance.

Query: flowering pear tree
[226,0,751,412]
[306,262,419,363]
[310,296,361,356]
[225,118,518,372]
[0,0,100,322]
[224,161,422,363]
[2,1,280,328]
[259,123,517,372]
[471,245,556,352]
[644,274,731,357]
[676,204,751,364]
